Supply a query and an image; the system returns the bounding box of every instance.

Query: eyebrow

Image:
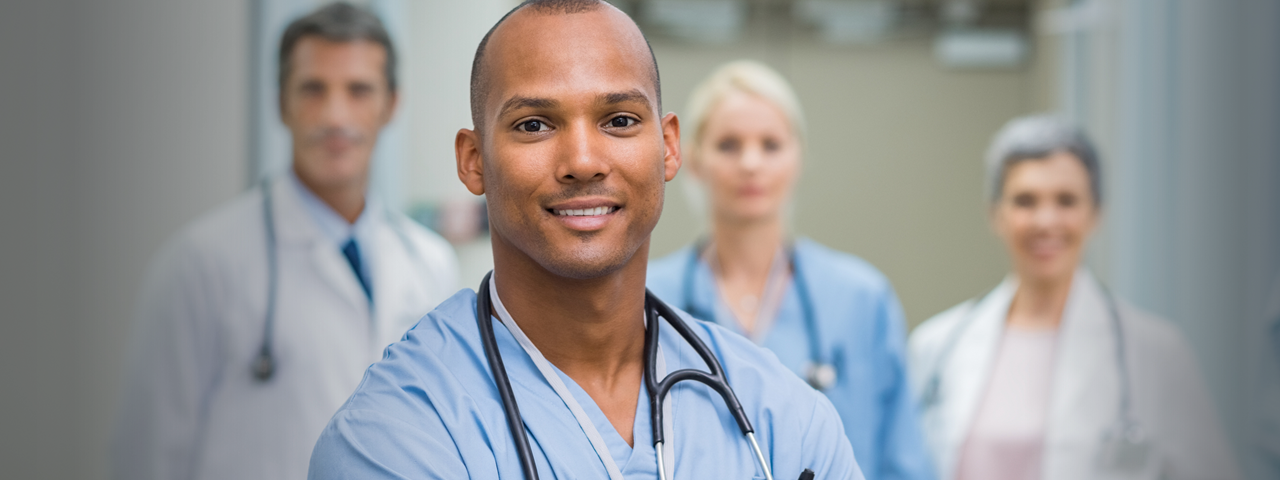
[599,89,652,109]
[497,89,655,119]
[498,96,559,118]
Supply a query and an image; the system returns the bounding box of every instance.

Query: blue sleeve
[803,394,866,480]
[874,286,938,480]
[309,408,470,480]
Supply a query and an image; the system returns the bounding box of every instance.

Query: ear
[661,112,682,182]
[382,89,400,126]
[987,202,1004,237]
[277,85,291,126]
[456,128,486,195]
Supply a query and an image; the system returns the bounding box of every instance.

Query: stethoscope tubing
[253,178,280,381]
[477,272,773,480]
[683,239,830,390]
[475,271,541,480]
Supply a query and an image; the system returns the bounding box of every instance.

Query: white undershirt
[955,327,1060,480]
[488,275,674,479]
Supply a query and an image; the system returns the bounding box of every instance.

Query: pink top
[955,327,1059,480]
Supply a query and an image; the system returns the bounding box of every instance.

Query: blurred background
[2,0,1277,478]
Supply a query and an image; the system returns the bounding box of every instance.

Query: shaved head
[469,0,661,133]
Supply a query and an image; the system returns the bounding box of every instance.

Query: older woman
[908,115,1239,480]
[647,60,936,480]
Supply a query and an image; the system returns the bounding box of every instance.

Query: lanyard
[488,276,674,479]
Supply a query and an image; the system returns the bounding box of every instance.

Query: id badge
[1096,425,1154,475]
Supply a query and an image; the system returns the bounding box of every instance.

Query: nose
[319,88,353,127]
[1032,202,1061,228]
[556,120,610,183]
[740,143,765,172]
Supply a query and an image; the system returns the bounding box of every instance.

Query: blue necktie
[342,238,372,302]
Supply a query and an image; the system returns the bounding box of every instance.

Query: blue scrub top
[648,238,936,480]
[309,289,865,479]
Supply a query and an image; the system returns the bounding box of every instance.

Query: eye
[299,81,324,97]
[518,120,549,133]
[349,83,374,98]
[717,138,741,153]
[1012,193,1036,208]
[762,138,780,153]
[606,116,638,129]
[1057,192,1078,208]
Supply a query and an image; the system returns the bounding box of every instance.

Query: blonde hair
[682,60,807,165]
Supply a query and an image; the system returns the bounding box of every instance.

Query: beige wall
[647,35,1055,327]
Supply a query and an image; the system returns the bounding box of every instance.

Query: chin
[1020,257,1078,285]
[538,243,637,280]
[720,207,776,225]
[302,153,368,182]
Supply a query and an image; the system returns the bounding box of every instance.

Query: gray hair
[278,2,397,94]
[984,114,1102,205]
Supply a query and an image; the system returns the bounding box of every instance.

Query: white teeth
[554,207,613,216]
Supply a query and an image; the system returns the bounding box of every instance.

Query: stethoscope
[918,282,1146,450]
[682,239,837,391]
[250,177,431,381]
[474,271,777,480]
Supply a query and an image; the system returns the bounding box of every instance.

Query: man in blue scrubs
[308,1,863,478]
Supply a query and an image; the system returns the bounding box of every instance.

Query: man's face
[281,37,396,191]
[458,7,681,280]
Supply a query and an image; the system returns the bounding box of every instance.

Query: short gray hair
[984,114,1102,205]
[279,2,397,93]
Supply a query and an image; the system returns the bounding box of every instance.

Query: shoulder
[312,291,481,477]
[146,190,261,280]
[389,214,456,265]
[909,298,977,360]
[333,289,489,427]
[1115,301,1198,363]
[795,238,894,297]
[384,213,459,285]
[378,289,483,381]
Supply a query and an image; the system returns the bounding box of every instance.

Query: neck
[490,235,649,385]
[710,216,785,280]
[292,163,367,224]
[1007,269,1076,329]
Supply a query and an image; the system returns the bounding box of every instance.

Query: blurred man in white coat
[111,3,457,479]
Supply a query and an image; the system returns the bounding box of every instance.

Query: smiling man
[112,4,457,479]
[308,1,862,479]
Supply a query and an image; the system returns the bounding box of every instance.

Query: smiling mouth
[550,206,620,216]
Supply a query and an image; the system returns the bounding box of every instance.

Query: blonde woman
[647,60,936,480]
[908,115,1239,480]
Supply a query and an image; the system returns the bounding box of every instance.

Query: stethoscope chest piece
[805,362,837,391]
[252,350,275,381]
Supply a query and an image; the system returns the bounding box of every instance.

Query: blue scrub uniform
[648,238,936,480]
[308,289,865,479]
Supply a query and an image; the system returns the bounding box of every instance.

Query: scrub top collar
[487,273,675,478]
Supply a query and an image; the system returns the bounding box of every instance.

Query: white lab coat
[111,175,458,480]
[908,269,1240,480]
